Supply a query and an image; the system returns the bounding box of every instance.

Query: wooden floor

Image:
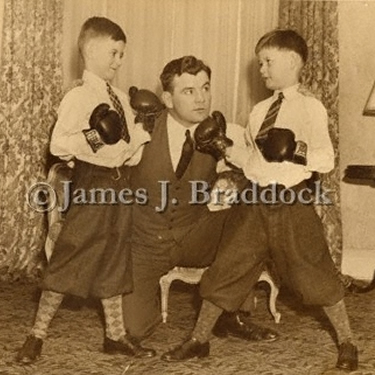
[1,279,374,375]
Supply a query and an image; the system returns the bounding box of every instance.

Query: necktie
[255,92,284,146]
[106,82,130,143]
[175,129,194,179]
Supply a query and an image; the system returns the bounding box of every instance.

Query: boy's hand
[83,103,123,153]
[260,128,307,165]
[194,111,233,160]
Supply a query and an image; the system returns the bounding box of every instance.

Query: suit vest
[131,111,217,245]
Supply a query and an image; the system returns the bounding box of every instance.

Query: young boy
[16,17,155,363]
[224,29,358,371]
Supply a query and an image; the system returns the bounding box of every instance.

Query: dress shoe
[212,311,279,342]
[16,335,43,364]
[103,336,156,358]
[336,341,358,371]
[161,337,210,362]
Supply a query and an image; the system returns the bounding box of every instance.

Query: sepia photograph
[0,0,374,374]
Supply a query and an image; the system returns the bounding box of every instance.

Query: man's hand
[129,86,164,133]
[194,111,233,160]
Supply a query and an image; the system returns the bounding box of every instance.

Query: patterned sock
[192,300,222,343]
[31,290,64,339]
[101,295,126,341]
[323,299,353,344]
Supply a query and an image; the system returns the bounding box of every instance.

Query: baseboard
[342,249,375,281]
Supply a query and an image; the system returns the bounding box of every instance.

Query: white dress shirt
[227,84,334,188]
[166,114,199,171]
[50,70,150,168]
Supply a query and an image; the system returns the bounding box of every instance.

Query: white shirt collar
[82,70,108,92]
[166,113,199,170]
[274,83,300,101]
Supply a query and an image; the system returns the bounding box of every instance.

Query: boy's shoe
[16,335,43,364]
[336,341,358,371]
[103,335,156,358]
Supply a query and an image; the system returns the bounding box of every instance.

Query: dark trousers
[124,187,344,339]
[42,161,133,299]
[201,198,345,310]
[123,209,232,339]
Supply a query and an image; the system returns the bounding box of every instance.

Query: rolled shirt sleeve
[226,85,334,188]
[50,70,150,168]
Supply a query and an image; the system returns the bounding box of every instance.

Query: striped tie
[106,82,130,143]
[255,92,284,147]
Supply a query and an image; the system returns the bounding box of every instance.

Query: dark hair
[160,55,211,92]
[255,29,308,64]
[78,17,126,56]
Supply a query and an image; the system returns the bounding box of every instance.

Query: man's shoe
[336,341,358,371]
[16,335,43,364]
[103,336,156,358]
[212,311,279,342]
[161,338,210,362]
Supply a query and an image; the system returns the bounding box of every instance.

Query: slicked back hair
[160,56,211,92]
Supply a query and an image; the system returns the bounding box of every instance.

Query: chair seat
[159,266,281,324]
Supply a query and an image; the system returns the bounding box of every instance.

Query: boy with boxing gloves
[221,29,358,371]
[16,17,155,363]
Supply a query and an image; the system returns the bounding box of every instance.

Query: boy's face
[162,70,211,127]
[85,36,126,82]
[257,47,299,91]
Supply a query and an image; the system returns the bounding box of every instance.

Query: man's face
[163,71,211,127]
[257,47,297,91]
[85,36,126,82]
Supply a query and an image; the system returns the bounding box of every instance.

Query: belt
[244,180,311,206]
[74,160,129,181]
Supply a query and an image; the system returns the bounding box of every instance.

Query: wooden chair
[159,266,281,324]
[44,162,74,261]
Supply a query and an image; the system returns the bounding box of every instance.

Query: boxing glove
[260,127,307,166]
[83,103,123,153]
[194,111,233,160]
[129,86,165,133]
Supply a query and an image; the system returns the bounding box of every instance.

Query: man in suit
[123,56,278,359]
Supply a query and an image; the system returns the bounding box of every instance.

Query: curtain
[0,0,279,278]
[62,0,279,126]
[279,0,342,266]
[0,0,64,279]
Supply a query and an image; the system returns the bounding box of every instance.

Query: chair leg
[268,281,281,324]
[259,271,281,323]
[159,277,171,323]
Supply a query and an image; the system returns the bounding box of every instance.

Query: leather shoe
[161,338,210,362]
[212,311,279,342]
[103,336,156,358]
[16,335,43,364]
[336,341,358,371]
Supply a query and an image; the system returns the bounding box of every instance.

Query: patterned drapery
[0,0,63,279]
[279,0,342,265]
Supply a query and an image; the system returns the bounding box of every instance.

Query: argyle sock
[323,299,354,344]
[192,300,223,343]
[31,290,64,339]
[101,295,126,341]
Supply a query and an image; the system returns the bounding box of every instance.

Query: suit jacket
[131,110,218,247]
